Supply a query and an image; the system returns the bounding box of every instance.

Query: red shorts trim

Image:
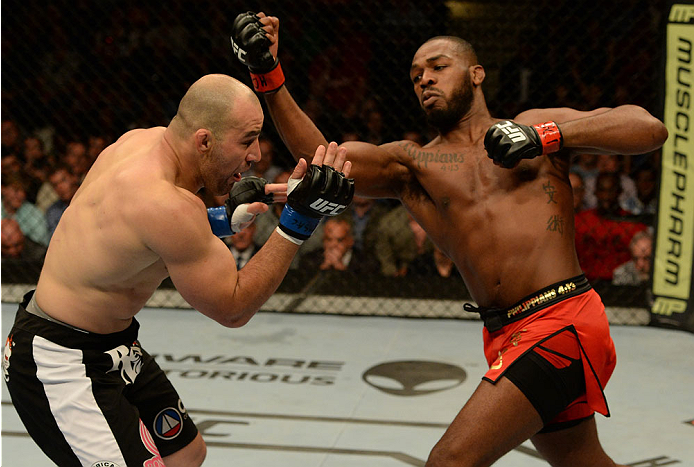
[482,288,616,424]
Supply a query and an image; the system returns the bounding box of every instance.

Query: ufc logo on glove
[309,198,347,215]
[494,121,528,143]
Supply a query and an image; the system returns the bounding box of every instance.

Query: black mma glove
[484,120,564,168]
[230,11,285,93]
[207,176,274,238]
[277,165,355,245]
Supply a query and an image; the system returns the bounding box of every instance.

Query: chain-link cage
[2,0,666,325]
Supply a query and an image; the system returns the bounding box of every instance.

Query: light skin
[254,13,668,467]
[1,218,25,258]
[33,73,351,466]
[320,219,353,270]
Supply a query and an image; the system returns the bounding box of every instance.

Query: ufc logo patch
[230,38,247,63]
[310,198,346,215]
[495,121,527,143]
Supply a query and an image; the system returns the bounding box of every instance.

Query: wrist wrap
[250,62,285,93]
[278,204,321,244]
[533,121,564,154]
[207,206,234,238]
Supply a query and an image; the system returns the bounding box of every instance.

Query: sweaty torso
[389,133,581,308]
[35,127,187,333]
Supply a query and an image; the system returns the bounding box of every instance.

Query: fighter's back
[35,127,181,332]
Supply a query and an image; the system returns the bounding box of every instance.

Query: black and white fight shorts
[3,291,198,467]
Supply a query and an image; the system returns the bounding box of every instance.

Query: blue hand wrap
[278,204,321,241]
[207,206,233,238]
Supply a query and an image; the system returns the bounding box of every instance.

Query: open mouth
[232,173,242,182]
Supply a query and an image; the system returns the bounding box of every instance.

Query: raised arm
[230,12,410,199]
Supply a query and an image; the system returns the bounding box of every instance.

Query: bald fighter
[231,13,668,467]
[3,74,353,466]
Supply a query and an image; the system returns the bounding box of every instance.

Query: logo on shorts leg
[153,407,183,440]
[105,342,143,385]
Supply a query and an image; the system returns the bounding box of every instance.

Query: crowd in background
[1,0,664,290]
[1,115,659,288]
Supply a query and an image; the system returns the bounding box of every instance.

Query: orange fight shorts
[470,274,617,432]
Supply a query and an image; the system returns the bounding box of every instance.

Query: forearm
[264,86,329,163]
[226,230,299,327]
[561,105,668,155]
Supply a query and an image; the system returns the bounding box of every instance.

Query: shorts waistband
[464,274,591,333]
[14,290,140,350]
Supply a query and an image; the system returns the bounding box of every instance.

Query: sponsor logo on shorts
[153,404,184,440]
[362,360,466,396]
[91,462,121,467]
[105,342,143,385]
[3,335,14,382]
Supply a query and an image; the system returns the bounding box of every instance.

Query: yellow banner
[653,5,694,309]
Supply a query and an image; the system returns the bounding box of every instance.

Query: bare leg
[161,432,206,467]
[531,417,626,467]
[425,377,543,467]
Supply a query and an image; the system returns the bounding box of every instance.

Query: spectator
[375,205,433,277]
[301,216,379,273]
[584,154,638,211]
[612,230,653,286]
[62,140,90,181]
[1,120,23,156]
[1,218,47,261]
[346,195,391,257]
[1,174,50,246]
[624,166,658,216]
[22,136,53,205]
[253,170,324,269]
[1,152,23,179]
[568,171,587,213]
[45,164,80,240]
[224,221,260,269]
[575,172,648,281]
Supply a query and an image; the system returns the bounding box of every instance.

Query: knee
[426,442,484,467]
[426,442,457,467]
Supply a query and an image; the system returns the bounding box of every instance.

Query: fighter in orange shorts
[471,274,616,432]
[231,11,668,466]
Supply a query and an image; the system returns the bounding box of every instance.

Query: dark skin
[255,14,668,467]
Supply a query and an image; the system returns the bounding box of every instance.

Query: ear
[194,129,213,155]
[470,65,485,86]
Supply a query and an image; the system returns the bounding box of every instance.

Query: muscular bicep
[139,194,239,322]
[339,141,410,199]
